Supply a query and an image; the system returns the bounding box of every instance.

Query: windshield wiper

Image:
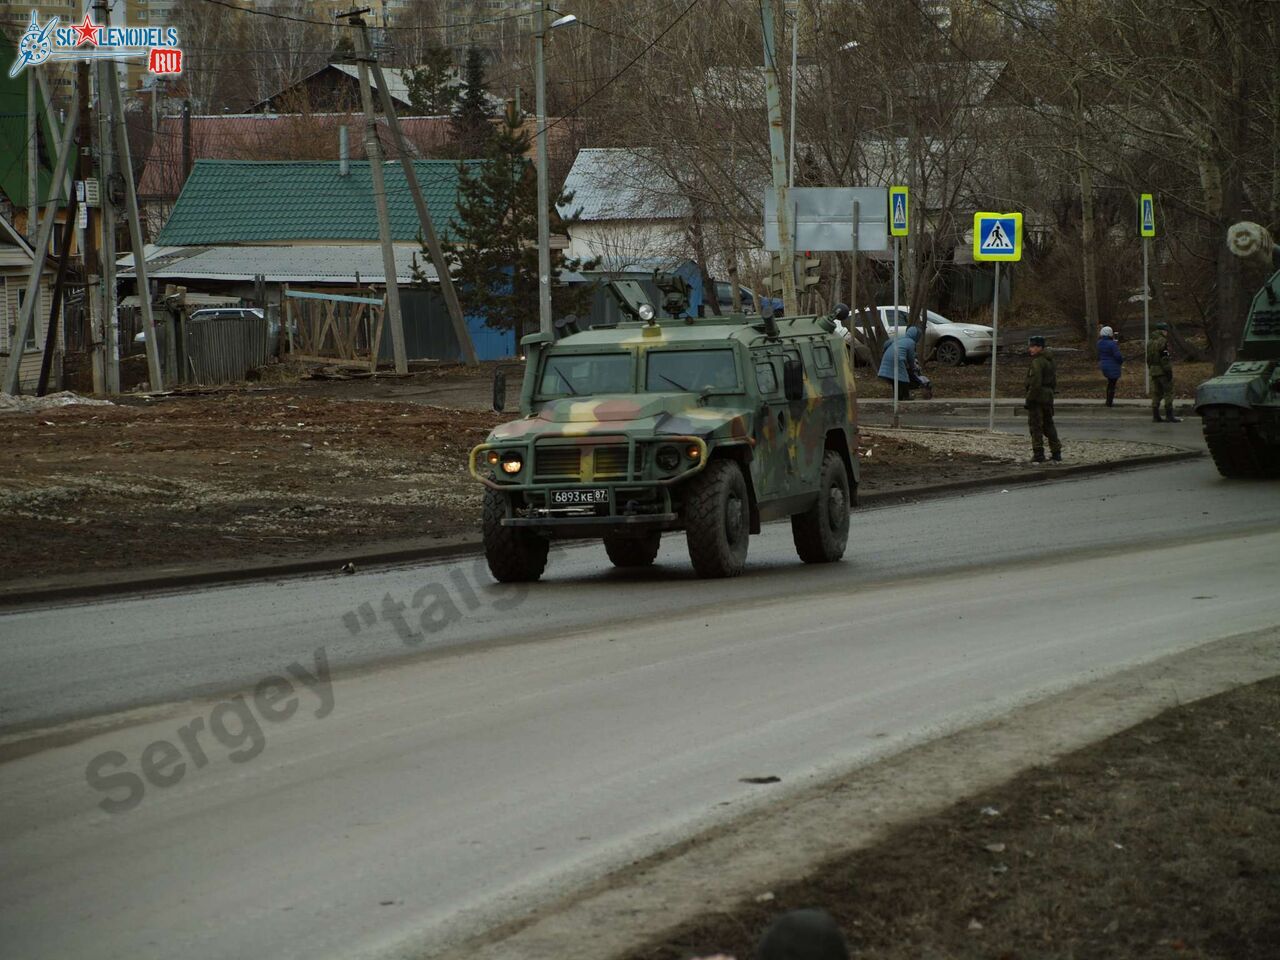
[554,368,580,395]
[657,373,691,392]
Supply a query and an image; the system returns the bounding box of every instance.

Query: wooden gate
[284,287,385,371]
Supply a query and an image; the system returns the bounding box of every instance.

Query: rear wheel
[684,460,750,578]
[604,530,661,567]
[791,451,851,563]
[934,338,966,366]
[482,487,549,582]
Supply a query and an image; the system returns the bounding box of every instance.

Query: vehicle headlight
[637,303,656,322]
[485,450,500,466]
[500,452,523,474]
[964,329,988,337]
[685,443,701,461]
[655,445,681,471]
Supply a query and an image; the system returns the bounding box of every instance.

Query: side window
[754,359,779,394]
[813,344,834,373]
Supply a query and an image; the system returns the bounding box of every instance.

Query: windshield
[538,352,634,397]
[645,350,739,393]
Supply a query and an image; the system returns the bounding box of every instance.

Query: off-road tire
[604,531,661,567]
[684,459,750,578]
[934,338,966,366]
[482,487,549,582]
[791,451,851,563]
[1201,406,1278,479]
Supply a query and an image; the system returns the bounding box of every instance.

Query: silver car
[856,306,994,366]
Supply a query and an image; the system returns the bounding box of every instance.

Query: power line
[196,0,536,32]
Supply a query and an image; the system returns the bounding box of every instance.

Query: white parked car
[842,306,994,366]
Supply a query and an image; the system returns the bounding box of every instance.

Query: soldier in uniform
[1025,335,1061,463]
[1146,322,1182,422]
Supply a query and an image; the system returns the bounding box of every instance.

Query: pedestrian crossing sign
[973,211,1022,262]
[889,185,909,237]
[1140,193,1156,237]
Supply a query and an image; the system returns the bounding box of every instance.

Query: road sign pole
[892,236,900,428]
[988,262,1000,432]
[1142,236,1150,397]
[849,200,859,320]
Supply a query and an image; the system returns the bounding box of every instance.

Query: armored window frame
[754,359,779,395]
[813,344,835,373]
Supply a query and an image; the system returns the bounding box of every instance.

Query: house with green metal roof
[155,159,487,246]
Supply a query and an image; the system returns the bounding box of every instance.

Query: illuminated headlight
[685,443,702,461]
[485,450,501,466]
[500,453,523,474]
[638,303,656,322]
[655,445,681,471]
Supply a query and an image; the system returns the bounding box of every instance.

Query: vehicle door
[750,348,794,500]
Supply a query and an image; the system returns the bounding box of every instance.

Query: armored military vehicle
[470,281,860,581]
[1194,222,1280,477]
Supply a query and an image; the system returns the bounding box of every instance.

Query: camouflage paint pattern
[471,314,860,521]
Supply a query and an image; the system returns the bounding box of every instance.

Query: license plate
[552,488,608,505]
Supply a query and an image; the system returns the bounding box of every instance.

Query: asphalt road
[2,455,1279,960]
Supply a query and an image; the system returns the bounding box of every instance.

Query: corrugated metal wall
[186,316,273,384]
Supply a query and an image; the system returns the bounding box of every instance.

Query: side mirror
[492,369,507,413]
[783,358,804,402]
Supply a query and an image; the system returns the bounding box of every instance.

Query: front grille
[535,446,581,479]
[593,446,629,480]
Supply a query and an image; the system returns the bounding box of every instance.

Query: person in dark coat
[1025,335,1062,463]
[877,325,921,401]
[1097,325,1123,407]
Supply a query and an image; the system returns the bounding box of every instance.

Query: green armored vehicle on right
[1194,222,1280,478]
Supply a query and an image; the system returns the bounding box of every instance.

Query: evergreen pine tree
[421,110,595,337]
[450,46,494,157]
[404,45,458,116]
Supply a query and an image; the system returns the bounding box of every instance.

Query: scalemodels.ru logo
[8,10,183,78]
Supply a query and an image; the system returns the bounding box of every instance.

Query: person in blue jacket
[1097,325,1124,407]
[878,325,921,400]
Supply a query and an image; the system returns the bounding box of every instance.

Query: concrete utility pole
[343,9,409,374]
[3,78,78,395]
[363,30,478,365]
[95,0,119,393]
[107,65,164,391]
[761,0,797,315]
[534,0,554,339]
[27,70,38,246]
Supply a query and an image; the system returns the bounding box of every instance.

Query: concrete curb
[0,450,1202,609]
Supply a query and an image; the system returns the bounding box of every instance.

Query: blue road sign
[973,211,1022,262]
[1140,193,1156,237]
[889,185,908,237]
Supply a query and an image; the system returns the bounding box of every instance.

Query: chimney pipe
[339,125,349,176]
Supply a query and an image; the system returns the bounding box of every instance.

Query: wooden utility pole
[342,9,408,374]
[3,77,79,395]
[366,61,477,364]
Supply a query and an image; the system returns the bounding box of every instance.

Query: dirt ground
[0,359,1179,585]
[627,675,1280,960]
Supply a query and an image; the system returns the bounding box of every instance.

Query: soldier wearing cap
[1025,335,1061,463]
[1146,322,1181,422]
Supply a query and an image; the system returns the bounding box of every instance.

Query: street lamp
[534,2,578,340]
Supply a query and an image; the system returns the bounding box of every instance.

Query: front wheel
[791,451,851,563]
[482,487,549,582]
[934,338,966,366]
[684,460,750,578]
